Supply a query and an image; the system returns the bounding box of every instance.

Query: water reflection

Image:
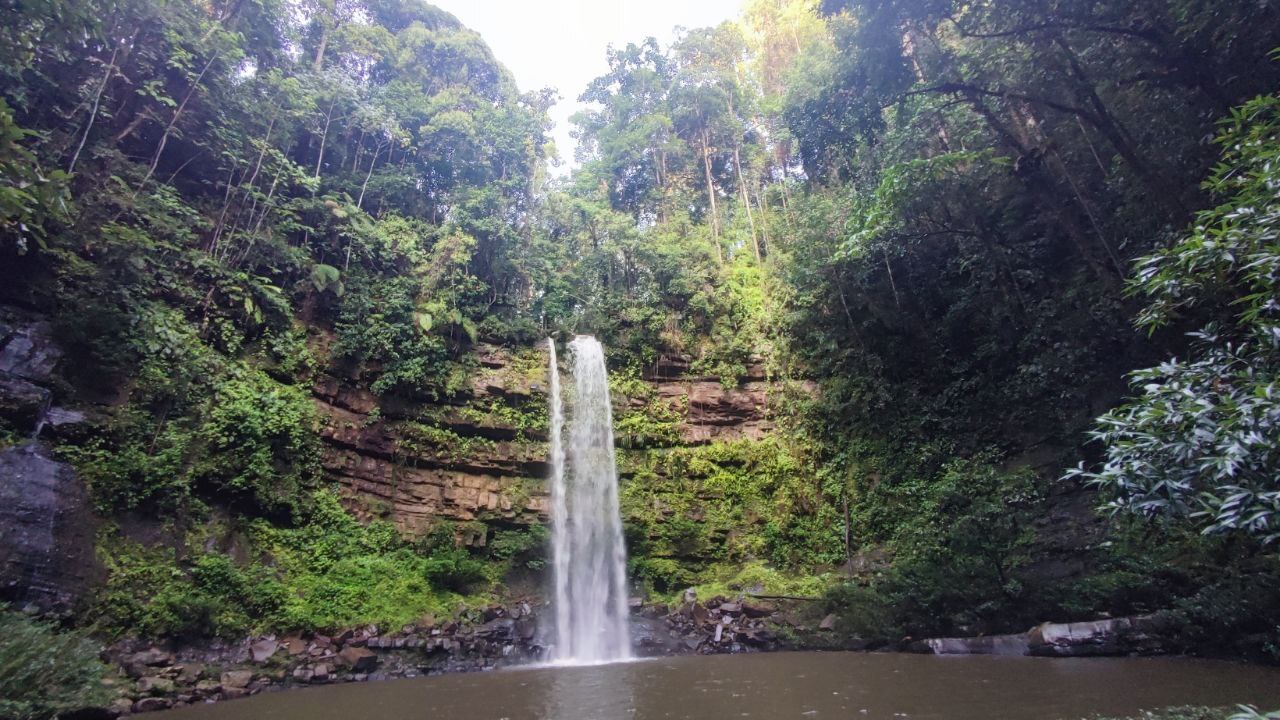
[540,659,640,719]
[156,651,1280,720]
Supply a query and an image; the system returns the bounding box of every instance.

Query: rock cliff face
[0,313,100,612]
[644,354,776,445]
[311,346,781,542]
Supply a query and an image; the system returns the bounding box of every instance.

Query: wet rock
[292,667,314,683]
[312,663,331,682]
[514,617,536,641]
[476,617,515,640]
[126,648,174,668]
[0,375,48,433]
[0,443,100,612]
[0,320,60,382]
[133,697,172,713]
[194,679,221,694]
[337,646,378,672]
[221,687,248,700]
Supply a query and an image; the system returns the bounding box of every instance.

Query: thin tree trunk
[68,45,120,173]
[314,100,334,181]
[357,141,384,210]
[134,52,219,197]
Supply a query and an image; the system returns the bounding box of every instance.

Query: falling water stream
[546,335,631,664]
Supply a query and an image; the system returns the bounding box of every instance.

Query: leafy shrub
[191,367,321,518]
[0,608,110,720]
[1072,95,1280,544]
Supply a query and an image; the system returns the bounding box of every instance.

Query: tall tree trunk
[313,24,330,73]
[734,145,761,262]
[701,128,722,266]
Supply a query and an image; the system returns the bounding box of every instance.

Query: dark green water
[159,651,1280,720]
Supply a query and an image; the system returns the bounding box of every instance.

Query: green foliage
[1072,95,1280,545]
[64,359,321,518]
[854,456,1043,635]
[192,367,322,516]
[0,608,110,720]
[0,99,69,254]
[622,436,841,594]
[90,493,501,638]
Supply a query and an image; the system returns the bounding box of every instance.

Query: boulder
[476,617,514,640]
[126,648,173,668]
[337,645,378,673]
[177,662,205,684]
[137,676,175,695]
[0,320,61,382]
[249,638,278,663]
[133,697,171,713]
[0,375,48,433]
[220,670,254,689]
[818,613,838,631]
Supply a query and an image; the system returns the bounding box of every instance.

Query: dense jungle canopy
[2,0,1280,714]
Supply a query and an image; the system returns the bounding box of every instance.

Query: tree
[1069,94,1280,545]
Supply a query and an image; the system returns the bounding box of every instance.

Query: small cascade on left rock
[545,336,631,665]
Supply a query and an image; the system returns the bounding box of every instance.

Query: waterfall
[546,335,631,664]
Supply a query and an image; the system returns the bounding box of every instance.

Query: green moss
[663,560,839,606]
[395,420,497,464]
[621,435,843,594]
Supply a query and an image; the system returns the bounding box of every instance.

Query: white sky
[427,0,743,171]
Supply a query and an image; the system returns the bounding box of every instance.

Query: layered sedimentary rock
[311,347,551,540]
[644,354,776,445]
[312,346,781,541]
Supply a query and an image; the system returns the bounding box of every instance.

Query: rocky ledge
[98,602,545,716]
[88,593,802,717]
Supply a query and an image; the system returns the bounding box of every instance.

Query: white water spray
[546,335,631,664]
